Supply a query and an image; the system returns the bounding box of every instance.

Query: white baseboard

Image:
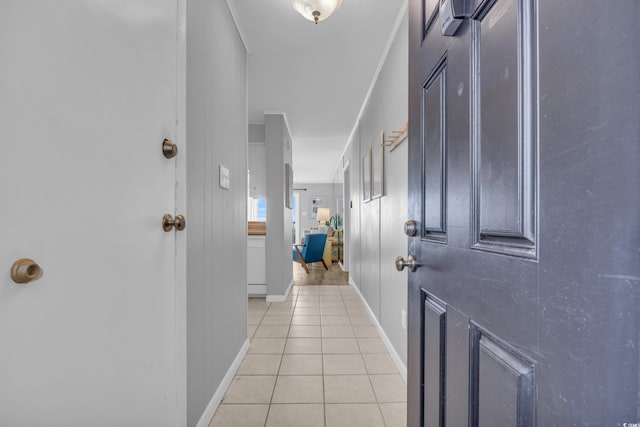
[338,261,348,272]
[195,338,250,427]
[266,279,294,302]
[349,279,407,383]
[248,284,266,296]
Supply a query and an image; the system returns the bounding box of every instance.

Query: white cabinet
[247,235,266,295]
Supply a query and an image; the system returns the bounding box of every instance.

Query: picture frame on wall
[285,163,293,209]
[362,148,372,202]
[310,196,325,218]
[371,131,384,199]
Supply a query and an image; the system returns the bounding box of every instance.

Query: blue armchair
[293,233,328,274]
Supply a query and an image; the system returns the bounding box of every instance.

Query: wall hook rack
[381,122,408,152]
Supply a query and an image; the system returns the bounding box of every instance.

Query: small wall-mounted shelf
[382,122,408,152]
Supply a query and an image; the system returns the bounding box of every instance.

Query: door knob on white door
[395,255,417,272]
[162,139,178,159]
[163,214,186,232]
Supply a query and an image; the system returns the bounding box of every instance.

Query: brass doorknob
[395,255,417,272]
[11,258,43,284]
[162,139,178,159]
[163,214,186,232]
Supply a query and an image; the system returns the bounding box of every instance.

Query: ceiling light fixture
[291,0,343,24]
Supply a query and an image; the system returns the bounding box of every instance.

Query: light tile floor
[209,284,407,427]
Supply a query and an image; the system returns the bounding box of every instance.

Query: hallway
[209,283,406,426]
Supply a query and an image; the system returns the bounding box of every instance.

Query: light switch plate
[219,165,230,189]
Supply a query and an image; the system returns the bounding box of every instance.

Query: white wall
[265,114,294,299]
[341,11,409,366]
[186,1,248,425]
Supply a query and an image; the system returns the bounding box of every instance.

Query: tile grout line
[350,288,390,426]
[320,293,327,427]
[263,291,295,427]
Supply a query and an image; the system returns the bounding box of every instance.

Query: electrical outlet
[401,309,407,330]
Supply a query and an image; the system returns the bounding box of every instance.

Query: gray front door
[406,0,640,425]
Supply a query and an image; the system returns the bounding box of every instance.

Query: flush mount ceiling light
[292,0,343,24]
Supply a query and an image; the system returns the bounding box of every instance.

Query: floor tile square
[321,315,351,325]
[347,308,370,317]
[319,289,342,296]
[267,307,295,315]
[320,300,346,308]
[294,307,321,315]
[363,353,398,374]
[248,338,286,354]
[272,375,324,403]
[323,354,367,375]
[248,298,270,308]
[322,307,348,316]
[349,315,373,325]
[295,301,320,308]
[237,354,282,375]
[223,376,276,403]
[254,325,289,338]
[248,314,264,325]
[289,325,322,338]
[370,375,407,402]
[379,402,407,427]
[357,338,387,354]
[353,325,378,338]
[324,375,376,403]
[265,404,324,427]
[284,338,322,354]
[325,404,385,427]
[279,354,323,375]
[322,325,355,338]
[209,404,268,427]
[322,338,360,354]
[320,295,344,302]
[291,315,321,325]
[260,315,293,325]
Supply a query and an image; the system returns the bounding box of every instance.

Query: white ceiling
[231,0,406,183]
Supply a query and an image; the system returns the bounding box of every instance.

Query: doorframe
[341,161,350,272]
[293,192,301,244]
[174,0,188,425]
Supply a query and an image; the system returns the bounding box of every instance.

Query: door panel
[444,306,469,427]
[422,60,448,241]
[473,327,535,427]
[0,1,179,425]
[423,294,446,427]
[472,0,537,257]
[408,0,640,425]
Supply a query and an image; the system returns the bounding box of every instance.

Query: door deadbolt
[404,220,417,237]
[163,214,186,232]
[396,255,417,272]
[11,258,43,284]
[162,139,178,159]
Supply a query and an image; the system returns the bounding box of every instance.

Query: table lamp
[316,208,330,232]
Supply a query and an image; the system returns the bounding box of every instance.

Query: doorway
[342,163,351,272]
[293,192,301,244]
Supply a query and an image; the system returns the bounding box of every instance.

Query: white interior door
[0,1,182,425]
